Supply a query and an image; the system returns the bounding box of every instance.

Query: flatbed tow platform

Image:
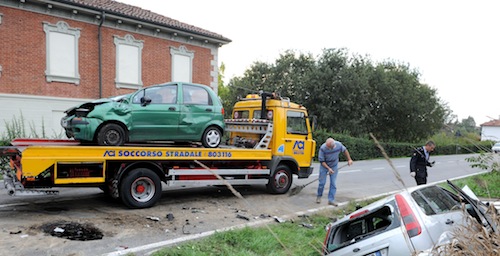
[1,93,316,208]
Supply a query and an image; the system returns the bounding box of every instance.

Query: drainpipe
[98,11,106,98]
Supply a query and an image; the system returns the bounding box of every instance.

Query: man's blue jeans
[317,165,339,202]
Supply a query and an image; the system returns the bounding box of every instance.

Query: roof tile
[480,120,500,126]
[59,0,230,42]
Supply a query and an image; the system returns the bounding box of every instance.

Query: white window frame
[114,34,144,89]
[170,45,194,83]
[43,21,81,84]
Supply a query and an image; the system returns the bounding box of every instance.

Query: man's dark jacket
[410,147,432,178]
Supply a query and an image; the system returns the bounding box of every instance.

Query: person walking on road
[316,138,353,206]
[410,140,436,185]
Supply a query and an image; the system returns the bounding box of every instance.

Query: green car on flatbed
[61,82,225,148]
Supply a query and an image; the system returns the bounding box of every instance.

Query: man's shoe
[328,201,338,206]
[316,197,321,204]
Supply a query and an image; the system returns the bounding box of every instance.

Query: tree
[365,62,447,142]
[460,116,477,132]
[217,63,230,117]
[445,116,479,136]
[222,48,449,142]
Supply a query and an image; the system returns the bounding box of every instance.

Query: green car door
[129,84,180,141]
[178,84,215,140]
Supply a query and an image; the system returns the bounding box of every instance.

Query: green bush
[312,128,490,161]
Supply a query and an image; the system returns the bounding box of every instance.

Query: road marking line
[0,202,29,208]
[342,169,361,173]
[310,169,361,177]
[372,167,384,170]
[396,165,406,168]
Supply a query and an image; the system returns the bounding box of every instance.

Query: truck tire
[119,168,162,208]
[267,164,293,194]
[202,126,222,148]
[97,123,126,146]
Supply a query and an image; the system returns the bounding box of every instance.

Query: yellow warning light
[245,94,260,99]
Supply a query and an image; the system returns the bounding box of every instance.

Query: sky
[118,0,499,125]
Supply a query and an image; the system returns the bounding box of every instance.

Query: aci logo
[103,150,116,157]
[277,144,285,153]
[293,141,305,155]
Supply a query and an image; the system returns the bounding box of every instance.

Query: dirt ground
[0,184,329,256]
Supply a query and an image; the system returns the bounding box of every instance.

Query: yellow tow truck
[1,92,316,208]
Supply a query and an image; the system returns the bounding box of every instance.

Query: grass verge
[151,199,381,256]
[441,171,500,198]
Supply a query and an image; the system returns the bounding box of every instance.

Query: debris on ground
[236,214,250,221]
[53,227,65,233]
[182,219,191,234]
[273,216,286,223]
[301,223,314,229]
[182,207,207,213]
[146,216,160,221]
[255,214,271,219]
[41,221,103,241]
[9,230,21,235]
[191,209,207,214]
[166,213,175,221]
[233,208,247,213]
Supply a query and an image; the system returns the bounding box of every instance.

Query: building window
[114,34,144,89]
[43,21,81,84]
[170,45,194,83]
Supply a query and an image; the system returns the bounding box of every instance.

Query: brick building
[0,0,231,138]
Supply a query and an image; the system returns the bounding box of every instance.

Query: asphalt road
[0,154,487,256]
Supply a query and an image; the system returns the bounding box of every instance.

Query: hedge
[313,129,491,161]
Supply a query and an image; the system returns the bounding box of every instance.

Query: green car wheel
[97,123,126,146]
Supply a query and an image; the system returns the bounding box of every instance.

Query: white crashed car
[323,180,498,256]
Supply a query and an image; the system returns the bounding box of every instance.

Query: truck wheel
[97,123,126,146]
[267,165,293,194]
[202,126,222,148]
[119,168,162,208]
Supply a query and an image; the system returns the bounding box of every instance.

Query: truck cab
[227,93,316,178]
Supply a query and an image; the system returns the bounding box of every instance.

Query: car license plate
[366,248,388,256]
